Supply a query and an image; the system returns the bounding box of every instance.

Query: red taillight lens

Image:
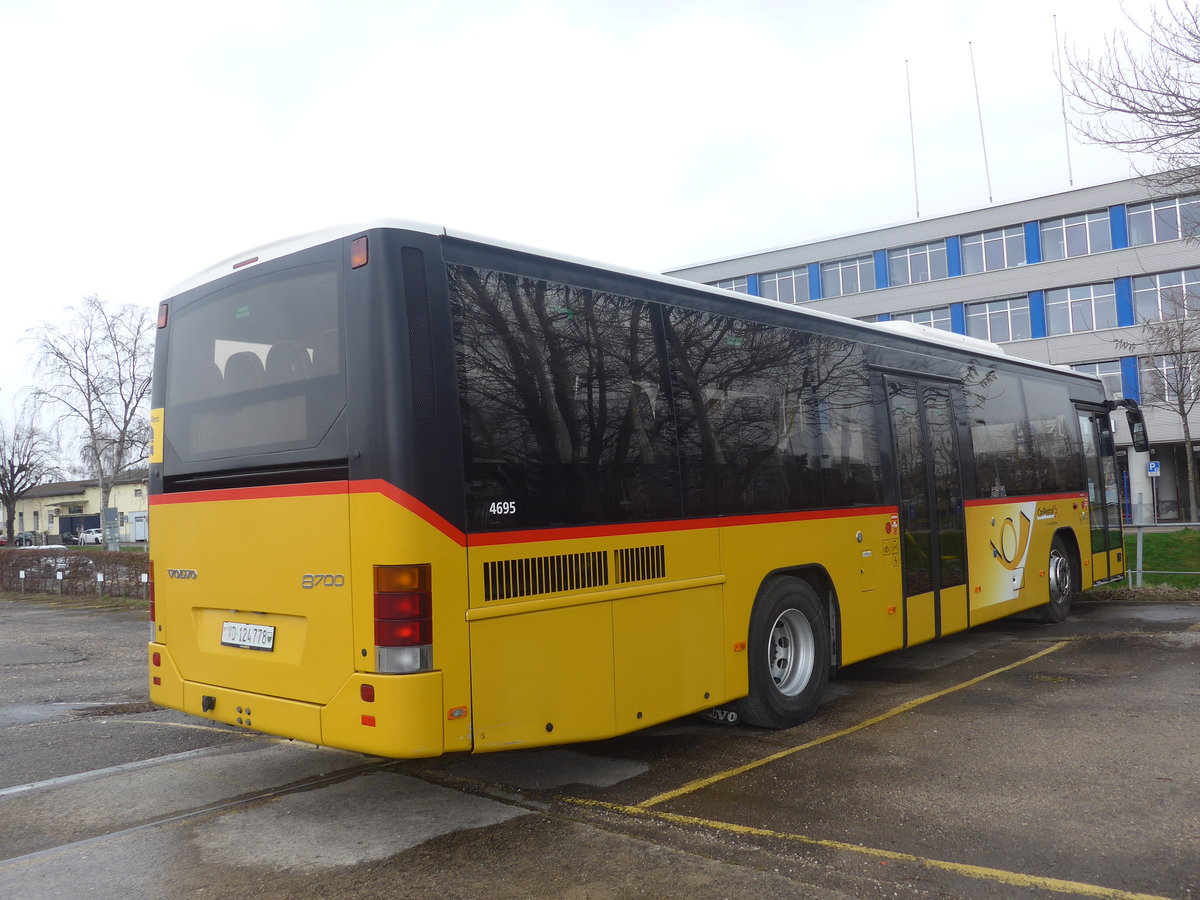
[374,564,432,670]
[374,592,430,620]
[157,303,168,328]
[374,618,432,647]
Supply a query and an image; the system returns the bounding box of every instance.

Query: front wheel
[1036,535,1075,623]
[738,578,830,729]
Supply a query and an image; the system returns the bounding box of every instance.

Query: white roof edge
[163,219,446,298]
[162,220,1102,384]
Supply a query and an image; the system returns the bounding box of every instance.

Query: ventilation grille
[614,545,666,584]
[484,551,608,602]
[482,544,667,601]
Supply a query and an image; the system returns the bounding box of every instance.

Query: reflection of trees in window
[1022,380,1084,494]
[965,366,1043,498]
[450,265,678,530]
[664,310,880,515]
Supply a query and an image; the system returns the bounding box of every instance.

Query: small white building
[3,471,149,543]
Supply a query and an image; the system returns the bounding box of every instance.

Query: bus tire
[1037,535,1075,624]
[739,578,830,729]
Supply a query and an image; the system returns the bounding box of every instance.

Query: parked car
[0,535,7,546]
[79,528,104,545]
[59,531,80,545]
[14,531,37,547]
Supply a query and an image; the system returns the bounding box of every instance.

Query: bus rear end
[148,225,470,758]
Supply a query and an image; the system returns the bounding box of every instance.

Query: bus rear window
[163,262,345,462]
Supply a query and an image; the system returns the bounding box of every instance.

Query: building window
[820,255,875,298]
[961,226,1026,274]
[1132,268,1200,322]
[966,296,1031,342]
[890,306,952,331]
[1040,210,1111,261]
[712,277,748,293]
[1140,355,1199,403]
[759,267,810,304]
[887,240,947,286]
[1072,360,1123,398]
[1046,282,1118,334]
[1128,194,1200,246]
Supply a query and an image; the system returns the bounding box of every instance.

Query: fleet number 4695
[489,501,517,515]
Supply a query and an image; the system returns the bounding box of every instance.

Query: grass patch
[1123,528,1200,589]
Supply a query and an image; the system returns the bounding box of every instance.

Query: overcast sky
[0,0,1151,418]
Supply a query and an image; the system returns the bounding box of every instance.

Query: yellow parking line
[639,640,1071,809]
[562,797,1171,900]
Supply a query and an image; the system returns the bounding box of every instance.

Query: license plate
[221,621,275,651]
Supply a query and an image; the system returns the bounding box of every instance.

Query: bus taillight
[373,564,432,674]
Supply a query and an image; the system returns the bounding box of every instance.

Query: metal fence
[1124,518,1200,588]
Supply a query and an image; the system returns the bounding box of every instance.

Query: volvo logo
[167,568,198,580]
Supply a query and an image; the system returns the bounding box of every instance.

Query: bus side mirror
[1126,408,1149,453]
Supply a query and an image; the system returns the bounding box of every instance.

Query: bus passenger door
[1077,409,1122,582]
[886,377,968,646]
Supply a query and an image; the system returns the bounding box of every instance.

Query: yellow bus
[147,221,1147,757]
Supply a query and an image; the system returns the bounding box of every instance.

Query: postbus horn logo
[991,511,1032,571]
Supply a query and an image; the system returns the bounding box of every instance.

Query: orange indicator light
[351,236,368,268]
[361,715,377,727]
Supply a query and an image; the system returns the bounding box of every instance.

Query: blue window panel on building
[1029,290,1047,339]
[1024,222,1041,265]
[1115,277,1135,326]
[946,236,963,277]
[807,263,822,300]
[873,250,889,291]
[1110,204,1128,250]
[1121,356,1141,404]
[950,303,966,334]
[746,274,760,296]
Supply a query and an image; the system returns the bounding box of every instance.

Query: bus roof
[165,219,1100,385]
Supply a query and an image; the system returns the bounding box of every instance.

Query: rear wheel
[738,578,830,729]
[1037,535,1075,623]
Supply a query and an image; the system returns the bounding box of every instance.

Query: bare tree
[0,402,60,544]
[28,295,153,513]
[1064,1,1200,191]
[1113,290,1200,518]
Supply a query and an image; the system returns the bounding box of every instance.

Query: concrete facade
[667,175,1200,522]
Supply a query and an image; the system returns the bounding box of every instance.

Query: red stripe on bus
[149,481,350,505]
[348,479,466,546]
[964,492,1087,508]
[466,506,898,547]
[151,481,895,548]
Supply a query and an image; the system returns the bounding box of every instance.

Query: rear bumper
[148,643,446,758]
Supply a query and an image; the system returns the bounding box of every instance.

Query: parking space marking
[562,797,1173,900]
[639,640,1071,809]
